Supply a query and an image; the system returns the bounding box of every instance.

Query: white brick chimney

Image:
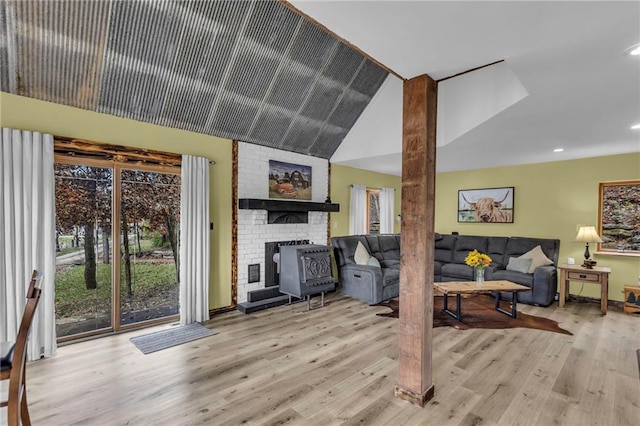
[237,142,329,303]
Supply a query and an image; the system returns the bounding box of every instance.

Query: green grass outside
[56,262,177,319]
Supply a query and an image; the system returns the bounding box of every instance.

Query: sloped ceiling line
[202,1,256,135]
[306,55,367,156]
[2,0,388,160]
[248,17,310,149]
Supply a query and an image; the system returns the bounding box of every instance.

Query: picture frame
[598,180,640,255]
[268,160,312,200]
[458,187,514,223]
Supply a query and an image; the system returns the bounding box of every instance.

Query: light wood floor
[9,293,640,425]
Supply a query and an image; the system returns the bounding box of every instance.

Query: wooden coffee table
[433,280,530,321]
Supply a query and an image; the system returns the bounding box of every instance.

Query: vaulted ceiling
[293,1,640,174]
[2,1,639,174]
[0,0,388,159]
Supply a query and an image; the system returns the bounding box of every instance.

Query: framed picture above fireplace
[268,160,312,200]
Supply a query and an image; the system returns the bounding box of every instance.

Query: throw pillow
[354,241,371,265]
[506,257,533,274]
[518,245,554,273]
[367,256,381,268]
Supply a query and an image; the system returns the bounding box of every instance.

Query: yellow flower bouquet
[464,249,492,270]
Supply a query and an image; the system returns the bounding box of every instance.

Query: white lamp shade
[575,226,603,243]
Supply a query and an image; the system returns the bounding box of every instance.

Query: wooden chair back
[26,270,42,299]
[1,270,42,426]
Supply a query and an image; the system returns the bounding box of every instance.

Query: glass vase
[475,267,485,286]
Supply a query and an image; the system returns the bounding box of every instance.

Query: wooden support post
[395,74,437,407]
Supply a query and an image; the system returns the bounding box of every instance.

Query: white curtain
[0,128,57,360]
[349,184,367,235]
[379,187,395,234]
[179,155,210,325]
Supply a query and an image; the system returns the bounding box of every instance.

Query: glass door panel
[54,164,113,338]
[119,169,180,326]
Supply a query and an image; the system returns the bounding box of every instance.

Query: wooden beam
[395,74,437,407]
[54,136,182,167]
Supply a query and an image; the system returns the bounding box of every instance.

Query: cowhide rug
[376,294,572,335]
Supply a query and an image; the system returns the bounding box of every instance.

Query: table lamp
[575,226,603,268]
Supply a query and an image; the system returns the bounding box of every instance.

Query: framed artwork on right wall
[458,187,514,223]
[598,180,640,255]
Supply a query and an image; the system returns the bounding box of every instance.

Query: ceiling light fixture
[625,43,640,56]
[553,148,564,152]
[632,123,640,130]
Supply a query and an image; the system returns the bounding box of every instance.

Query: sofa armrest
[531,265,558,306]
[338,264,384,304]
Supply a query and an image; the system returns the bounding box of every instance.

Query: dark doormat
[376,295,572,335]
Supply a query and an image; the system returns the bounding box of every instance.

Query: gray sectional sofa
[331,233,560,306]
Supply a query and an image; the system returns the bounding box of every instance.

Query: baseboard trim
[567,294,623,309]
[209,305,237,317]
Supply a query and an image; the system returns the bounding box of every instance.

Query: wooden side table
[558,263,612,315]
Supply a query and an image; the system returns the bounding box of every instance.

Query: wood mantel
[238,198,339,213]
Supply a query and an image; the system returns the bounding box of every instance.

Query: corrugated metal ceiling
[0,0,388,159]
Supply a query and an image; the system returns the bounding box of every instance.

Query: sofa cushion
[506,257,533,273]
[354,241,371,265]
[331,236,368,268]
[486,237,509,268]
[433,261,443,277]
[504,237,558,266]
[378,234,401,261]
[518,245,553,273]
[492,269,534,287]
[382,268,400,287]
[452,236,489,264]
[380,259,400,269]
[441,263,474,281]
[434,235,456,263]
[367,256,381,268]
[364,235,381,258]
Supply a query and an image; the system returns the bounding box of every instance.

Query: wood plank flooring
[7,293,640,425]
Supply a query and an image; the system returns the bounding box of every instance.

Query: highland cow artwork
[268,160,312,200]
[458,187,514,223]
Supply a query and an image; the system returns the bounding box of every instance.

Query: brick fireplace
[236,142,333,307]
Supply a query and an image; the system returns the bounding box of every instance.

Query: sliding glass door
[119,169,181,326]
[54,159,180,341]
[54,164,113,337]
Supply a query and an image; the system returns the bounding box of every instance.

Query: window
[367,189,380,235]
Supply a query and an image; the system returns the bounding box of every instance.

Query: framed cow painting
[458,187,514,223]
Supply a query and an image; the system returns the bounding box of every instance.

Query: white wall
[236,142,329,303]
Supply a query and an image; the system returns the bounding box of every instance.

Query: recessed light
[625,43,640,56]
[553,148,564,152]
[632,123,640,130]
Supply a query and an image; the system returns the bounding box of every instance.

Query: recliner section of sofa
[332,233,560,306]
[331,234,401,305]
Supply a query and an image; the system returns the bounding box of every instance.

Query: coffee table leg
[495,291,518,318]
[443,294,462,321]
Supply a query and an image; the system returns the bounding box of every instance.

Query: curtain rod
[350,184,395,191]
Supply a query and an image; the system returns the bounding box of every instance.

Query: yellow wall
[332,153,639,302]
[3,91,638,305]
[329,164,402,236]
[0,92,234,309]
